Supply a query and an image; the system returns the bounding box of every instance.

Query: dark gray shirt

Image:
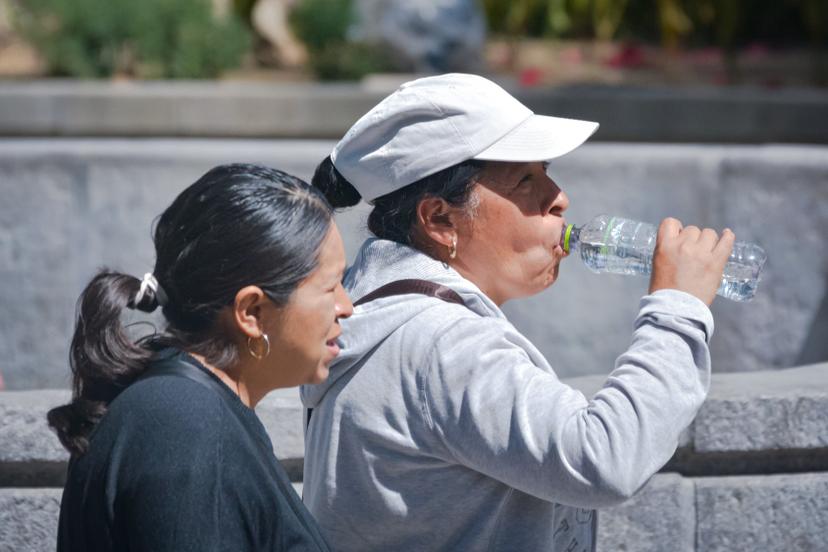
[58,349,329,552]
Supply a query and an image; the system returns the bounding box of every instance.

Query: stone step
[0,483,305,552]
[0,488,62,552]
[598,471,828,552]
[3,363,826,488]
[0,387,304,487]
[4,473,827,552]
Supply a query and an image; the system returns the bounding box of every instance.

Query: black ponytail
[49,164,333,457]
[311,155,483,247]
[48,272,154,455]
[311,156,362,210]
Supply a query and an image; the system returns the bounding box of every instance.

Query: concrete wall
[2,364,826,551]
[0,80,826,143]
[1,139,827,389]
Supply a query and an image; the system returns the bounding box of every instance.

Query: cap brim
[472,115,599,162]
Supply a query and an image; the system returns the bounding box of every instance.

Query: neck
[187,352,263,408]
[449,260,507,306]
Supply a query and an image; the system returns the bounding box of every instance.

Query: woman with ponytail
[51,163,352,551]
[301,74,735,552]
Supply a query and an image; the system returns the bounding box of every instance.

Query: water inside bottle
[717,278,759,302]
[718,259,763,301]
[578,241,652,275]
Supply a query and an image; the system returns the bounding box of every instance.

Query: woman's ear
[232,286,269,338]
[416,197,457,249]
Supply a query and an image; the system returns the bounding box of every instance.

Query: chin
[307,364,330,385]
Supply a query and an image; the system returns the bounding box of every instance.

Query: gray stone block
[564,364,828,474]
[0,488,62,552]
[710,145,828,373]
[1,81,826,143]
[693,363,828,453]
[597,473,694,552]
[0,139,355,390]
[0,386,306,484]
[0,81,385,138]
[0,390,68,462]
[696,473,828,552]
[1,141,827,390]
[0,390,68,486]
[520,85,828,144]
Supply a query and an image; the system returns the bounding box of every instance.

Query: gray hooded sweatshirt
[301,238,713,552]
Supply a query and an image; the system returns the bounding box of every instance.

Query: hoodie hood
[301,238,504,408]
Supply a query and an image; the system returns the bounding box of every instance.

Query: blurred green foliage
[289,0,395,80]
[310,42,396,81]
[233,0,258,23]
[289,0,353,52]
[15,0,251,78]
[482,0,826,51]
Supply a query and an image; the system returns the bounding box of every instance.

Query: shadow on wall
[797,274,828,366]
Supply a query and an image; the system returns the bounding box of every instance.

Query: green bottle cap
[563,224,574,253]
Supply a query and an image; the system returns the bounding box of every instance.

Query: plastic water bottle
[561,215,767,302]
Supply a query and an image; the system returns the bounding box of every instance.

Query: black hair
[48,164,333,456]
[312,155,483,246]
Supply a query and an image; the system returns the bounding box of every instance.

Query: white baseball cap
[331,73,599,203]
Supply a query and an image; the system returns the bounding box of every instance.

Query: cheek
[500,216,553,260]
[504,220,560,284]
[303,301,334,342]
[476,204,529,252]
[279,302,332,351]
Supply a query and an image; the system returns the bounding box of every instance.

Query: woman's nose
[548,184,569,215]
[334,284,354,319]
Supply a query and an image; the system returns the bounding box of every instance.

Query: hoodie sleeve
[422,289,712,509]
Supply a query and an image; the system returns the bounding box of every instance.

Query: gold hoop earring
[448,236,457,260]
[247,334,271,360]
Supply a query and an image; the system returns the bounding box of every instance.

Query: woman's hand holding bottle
[649,218,736,306]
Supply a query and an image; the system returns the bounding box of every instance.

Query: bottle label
[600,216,617,257]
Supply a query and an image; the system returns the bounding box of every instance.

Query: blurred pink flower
[560,47,583,65]
[606,43,646,68]
[519,67,544,87]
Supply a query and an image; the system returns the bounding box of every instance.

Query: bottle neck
[562,224,580,253]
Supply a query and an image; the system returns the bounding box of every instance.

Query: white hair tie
[135,273,169,308]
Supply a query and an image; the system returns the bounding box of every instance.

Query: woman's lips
[553,243,568,258]
[326,338,341,357]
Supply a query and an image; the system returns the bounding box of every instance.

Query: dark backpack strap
[353,278,465,307]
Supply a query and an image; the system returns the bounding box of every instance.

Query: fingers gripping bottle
[561,214,767,302]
